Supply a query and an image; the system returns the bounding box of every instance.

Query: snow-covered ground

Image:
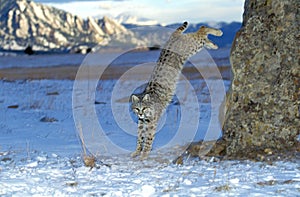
[0,51,299,196]
[1,150,299,196]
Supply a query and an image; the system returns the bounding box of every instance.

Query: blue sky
[35,0,244,24]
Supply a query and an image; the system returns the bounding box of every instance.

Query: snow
[0,51,299,196]
[1,151,299,196]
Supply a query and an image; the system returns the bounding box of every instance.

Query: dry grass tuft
[78,123,96,169]
[83,155,96,168]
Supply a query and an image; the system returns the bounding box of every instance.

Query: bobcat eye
[143,107,151,116]
[133,108,139,113]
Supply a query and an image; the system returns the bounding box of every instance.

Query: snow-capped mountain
[0,0,241,53]
[0,0,141,52]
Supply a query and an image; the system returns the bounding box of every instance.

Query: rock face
[0,0,137,52]
[223,0,300,157]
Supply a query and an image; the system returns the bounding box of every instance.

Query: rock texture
[0,0,137,52]
[223,0,300,157]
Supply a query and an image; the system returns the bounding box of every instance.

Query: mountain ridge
[0,0,241,53]
[0,0,138,53]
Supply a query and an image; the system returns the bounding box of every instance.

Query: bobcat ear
[131,95,139,103]
[142,94,150,102]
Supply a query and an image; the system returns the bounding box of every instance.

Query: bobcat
[130,21,222,159]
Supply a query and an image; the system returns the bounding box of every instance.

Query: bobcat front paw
[140,151,149,160]
[131,151,141,158]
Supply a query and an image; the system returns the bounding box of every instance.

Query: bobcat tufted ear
[131,95,140,103]
[142,94,150,102]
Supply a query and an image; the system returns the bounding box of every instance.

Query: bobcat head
[131,94,154,121]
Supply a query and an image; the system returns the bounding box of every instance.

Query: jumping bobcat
[131,21,222,159]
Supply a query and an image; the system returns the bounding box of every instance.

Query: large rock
[223,0,300,157]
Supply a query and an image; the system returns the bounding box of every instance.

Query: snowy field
[0,50,299,196]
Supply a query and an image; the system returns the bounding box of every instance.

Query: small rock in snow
[40,116,58,122]
[7,104,19,109]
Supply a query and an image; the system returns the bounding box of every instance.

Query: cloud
[98,2,113,10]
[124,0,243,24]
[36,0,244,24]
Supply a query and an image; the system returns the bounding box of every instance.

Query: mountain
[0,0,241,54]
[0,0,140,53]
